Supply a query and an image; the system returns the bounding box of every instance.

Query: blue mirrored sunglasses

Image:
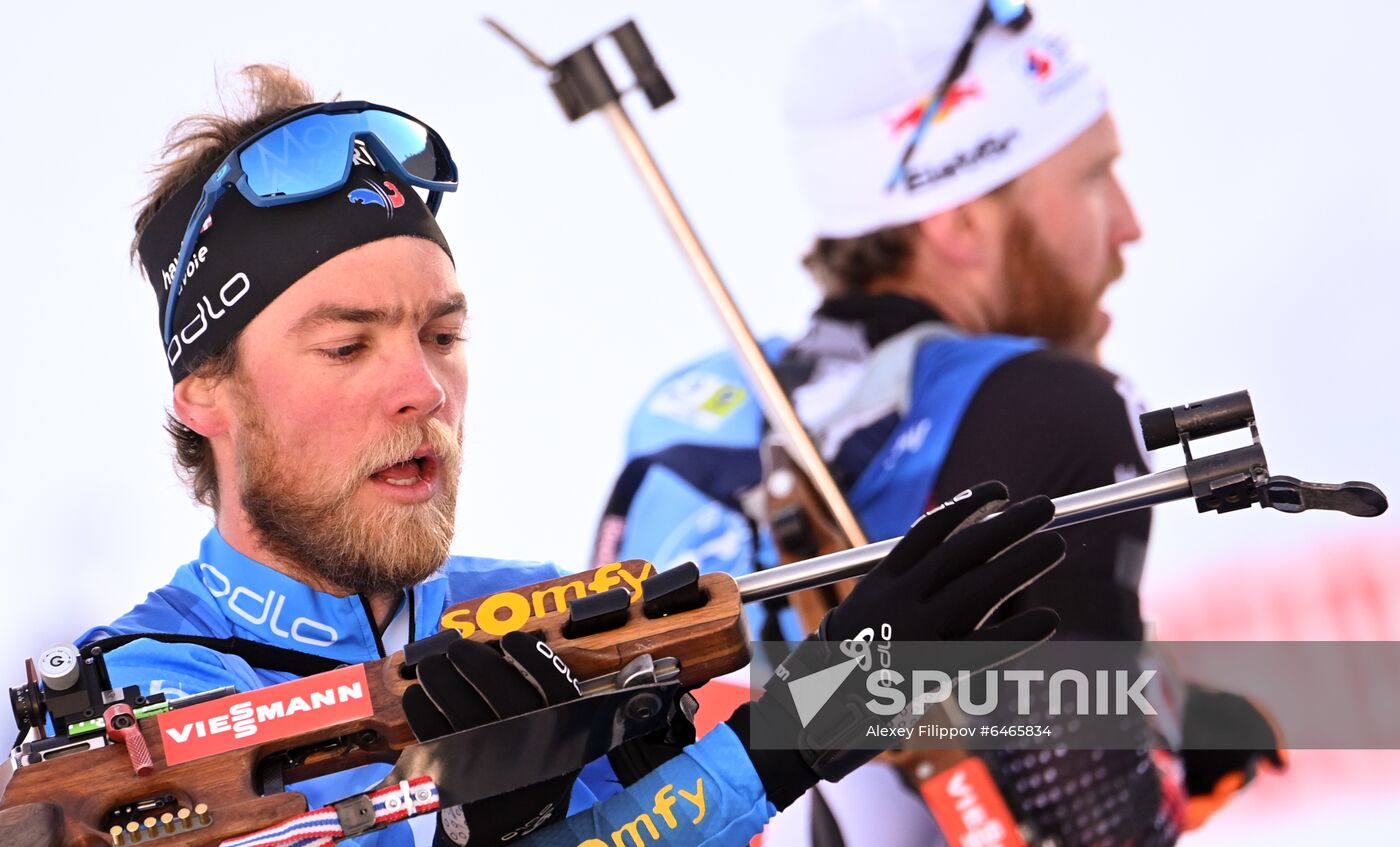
[162,100,459,344]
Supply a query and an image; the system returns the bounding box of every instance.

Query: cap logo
[1026,47,1054,81]
[888,81,982,139]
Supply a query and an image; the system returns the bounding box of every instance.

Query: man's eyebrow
[425,295,468,323]
[291,295,467,334]
[291,304,404,334]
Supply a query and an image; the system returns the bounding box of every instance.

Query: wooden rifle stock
[0,655,413,846]
[0,801,65,847]
[0,562,750,846]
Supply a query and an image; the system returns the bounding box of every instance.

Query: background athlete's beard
[998,210,1123,352]
[236,400,462,596]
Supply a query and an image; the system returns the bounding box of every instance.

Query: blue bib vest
[614,331,1039,644]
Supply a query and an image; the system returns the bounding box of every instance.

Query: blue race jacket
[78,529,771,846]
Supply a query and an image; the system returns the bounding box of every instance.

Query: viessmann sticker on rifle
[440,560,654,637]
[156,664,373,766]
[921,757,1025,847]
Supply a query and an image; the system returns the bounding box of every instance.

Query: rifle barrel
[734,466,1191,603]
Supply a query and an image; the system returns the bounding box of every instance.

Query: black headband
[138,157,452,383]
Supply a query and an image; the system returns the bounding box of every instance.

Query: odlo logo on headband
[166,270,253,366]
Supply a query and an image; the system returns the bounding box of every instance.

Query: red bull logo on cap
[888,80,982,139]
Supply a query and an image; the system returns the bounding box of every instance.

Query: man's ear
[172,373,232,438]
[915,195,1009,269]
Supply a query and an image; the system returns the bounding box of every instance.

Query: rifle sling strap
[83,633,345,678]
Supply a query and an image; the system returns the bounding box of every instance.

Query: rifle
[0,408,1384,846]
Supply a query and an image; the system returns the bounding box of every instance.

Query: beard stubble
[997,210,1124,354]
[234,391,463,597]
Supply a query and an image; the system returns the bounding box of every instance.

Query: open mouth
[370,447,439,488]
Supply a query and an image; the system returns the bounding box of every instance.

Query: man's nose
[385,344,447,421]
[1110,174,1143,246]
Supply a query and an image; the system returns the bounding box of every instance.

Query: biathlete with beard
[66,65,1070,847]
[596,2,1190,845]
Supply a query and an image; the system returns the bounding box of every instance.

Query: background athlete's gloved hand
[403,630,582,846]
[1178,683,1286,829]
[822,482,1064,645]
[726,481,1066,809]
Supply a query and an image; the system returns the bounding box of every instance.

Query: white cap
[785,0,1107,238]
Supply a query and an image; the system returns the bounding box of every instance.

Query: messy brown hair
[134,65,316,510]
[801,182,1019,296]
[800,222,923,296]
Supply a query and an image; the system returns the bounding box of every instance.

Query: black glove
[403,630,582,845]
[1179,683,1286,828]
[727,481,1066,809]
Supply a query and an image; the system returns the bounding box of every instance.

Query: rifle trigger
[616,654,658,688]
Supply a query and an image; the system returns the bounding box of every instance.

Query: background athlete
[598,2,1279,843]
